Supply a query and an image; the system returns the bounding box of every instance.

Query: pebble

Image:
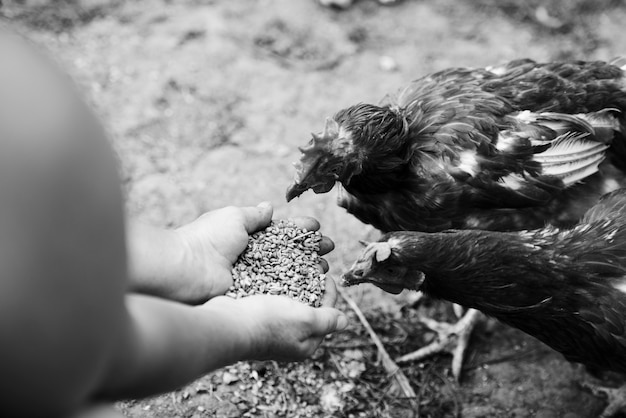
[379,55,399,72]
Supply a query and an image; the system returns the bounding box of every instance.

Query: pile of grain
[227,219,326,307]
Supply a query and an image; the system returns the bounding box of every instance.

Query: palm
[176,205,333,301]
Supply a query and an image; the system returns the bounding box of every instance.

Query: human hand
[173,202,334,304]
[206,276,347,362]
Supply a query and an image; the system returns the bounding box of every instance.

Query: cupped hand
[206,276,347,362]
[174,202,334,304]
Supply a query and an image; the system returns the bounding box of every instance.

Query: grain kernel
[226,220,326,307]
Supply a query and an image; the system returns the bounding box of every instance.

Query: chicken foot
[396,307,481,381]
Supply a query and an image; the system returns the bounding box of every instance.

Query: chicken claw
[396,308,481,381]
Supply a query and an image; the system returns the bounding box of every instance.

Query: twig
[289,230,315,241]
[337,285,417,400]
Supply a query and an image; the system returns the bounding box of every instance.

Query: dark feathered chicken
[342,188,626,415]
[286,59,626,233]
[287,58,626,384]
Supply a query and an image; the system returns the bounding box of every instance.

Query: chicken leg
[396,307,481,381]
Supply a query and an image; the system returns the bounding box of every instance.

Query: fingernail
[336,314,348,331]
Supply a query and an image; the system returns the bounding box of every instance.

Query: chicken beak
[286,181,308,202]
[286,161,336,201]
[339,271,361,287]
[341,272,405,294]
[286,157,315,202]
[342,267,425,294]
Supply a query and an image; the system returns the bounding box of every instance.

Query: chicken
[287,59,626,232]
[342,188,626,417]
[286,58,626,379]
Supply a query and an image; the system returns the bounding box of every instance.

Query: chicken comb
[298,117,340,157]
[373,242,392,262]
[361,241,392,262]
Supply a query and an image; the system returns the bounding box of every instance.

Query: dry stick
[337,285,417,400]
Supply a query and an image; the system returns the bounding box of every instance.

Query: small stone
[379,55,399,72]
[222,371,240,384]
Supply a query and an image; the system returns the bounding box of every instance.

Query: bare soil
[4,0,626,416]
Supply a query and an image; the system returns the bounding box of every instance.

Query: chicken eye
[328,162,345,175]
[384,266,401,276]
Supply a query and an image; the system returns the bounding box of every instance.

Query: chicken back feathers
[341,188,626,373]
[287,59,626,232]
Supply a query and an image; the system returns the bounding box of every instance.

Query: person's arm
[95,281,347,400]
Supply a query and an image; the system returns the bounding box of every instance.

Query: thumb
[240,201,273,234]
[311,307,349,336]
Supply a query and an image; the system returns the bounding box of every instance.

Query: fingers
[317,258,329,273]
[318,236,334,256]
[321,276,338,306]
[288,216,335,256]
[239,202,273,234]
[311,307,349,337]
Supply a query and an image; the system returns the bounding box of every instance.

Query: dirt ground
[4,0,626,417]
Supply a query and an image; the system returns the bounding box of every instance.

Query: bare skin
[126,205,334,304]
[0,27,347,418]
